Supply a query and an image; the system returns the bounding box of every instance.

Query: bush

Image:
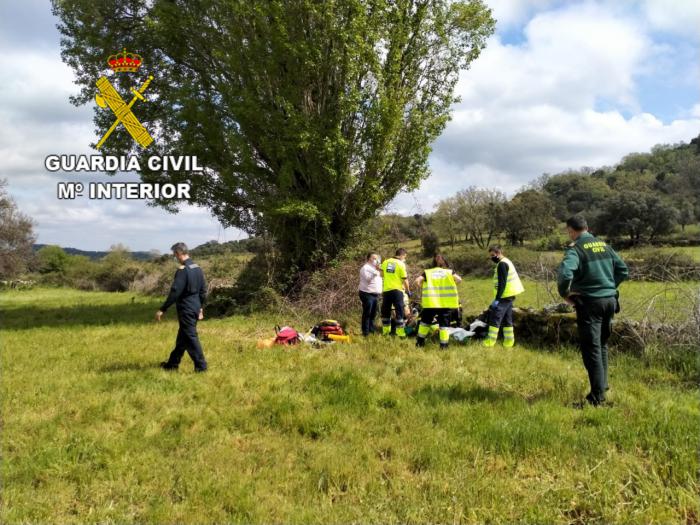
[420,230,440,257]
[449,246,561,280]
[37,245,70,274]
[622,248,700,281]
[535,234,567,252]
[93,250,142,292]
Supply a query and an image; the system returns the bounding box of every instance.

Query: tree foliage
[594,192,679,243]
[53,0,495,278]
[432,186,505,249]
[541,134,700,241]
[0,180,36,279]
[37,245,70,274]
[501,190,556,246]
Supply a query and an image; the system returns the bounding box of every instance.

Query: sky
[0,0,698,252]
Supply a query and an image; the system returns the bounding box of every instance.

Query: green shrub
[93,250,142,292]
[622,248,700,281]
[420,230,440,257]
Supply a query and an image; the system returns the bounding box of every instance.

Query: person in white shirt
[358,252,383,336]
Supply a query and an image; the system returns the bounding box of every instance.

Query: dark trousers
[359,291,380,336]
[575,296,616,404]
[487,297,514,327]
[381,290,405,325]
[167,308,207,370]
[419,308,451,328]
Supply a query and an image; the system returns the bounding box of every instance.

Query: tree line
[428,134,700,249]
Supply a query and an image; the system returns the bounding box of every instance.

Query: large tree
[54,0,495,277]
[0,180,36,279]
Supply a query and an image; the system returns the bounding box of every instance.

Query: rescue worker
[558,215,628,407]
[415,254,462,349]
[483,245,525,348]
[380,248,410,337]
[156,242,208,372]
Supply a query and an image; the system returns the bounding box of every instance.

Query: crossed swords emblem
[95,75,154,149]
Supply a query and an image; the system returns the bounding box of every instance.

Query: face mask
[490,255,500,263]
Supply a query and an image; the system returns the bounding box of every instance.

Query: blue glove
[407,291,413,298]
[490,300,499,308]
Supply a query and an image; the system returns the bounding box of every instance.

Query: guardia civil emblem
[95,48,154,149]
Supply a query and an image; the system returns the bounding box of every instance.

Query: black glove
[615,290,621,313]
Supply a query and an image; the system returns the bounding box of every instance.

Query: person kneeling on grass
[482,245,525,348]
[414,254,462,349]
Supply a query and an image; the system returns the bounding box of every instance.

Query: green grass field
[2,288,698,523]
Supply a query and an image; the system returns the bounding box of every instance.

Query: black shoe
[194,367,208,373]
[439,344,449,350]
[160,361,178,370]
[585,393,609,407]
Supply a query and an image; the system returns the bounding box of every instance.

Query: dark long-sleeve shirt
[494,261,508,301]
[160,258,207,312]
[557,232,628,298]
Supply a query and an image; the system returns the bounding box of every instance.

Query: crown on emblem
[107,48,143,73]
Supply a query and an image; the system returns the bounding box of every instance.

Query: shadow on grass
[2,300,162,330]
[414,383,517,404]
[98,361,161,373]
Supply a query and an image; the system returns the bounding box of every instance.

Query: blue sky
[1,0,698,251]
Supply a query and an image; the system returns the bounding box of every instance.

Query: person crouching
[414,254,462,349]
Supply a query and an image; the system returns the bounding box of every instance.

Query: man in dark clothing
[156,242,208,372]
[557,215,628,406]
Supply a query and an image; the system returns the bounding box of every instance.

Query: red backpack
[274,326,300,345]
[312,320,345,341]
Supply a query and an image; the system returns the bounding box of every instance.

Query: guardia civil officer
[156,242,208,372]
[414,254,462,349]
[557,216,628,406]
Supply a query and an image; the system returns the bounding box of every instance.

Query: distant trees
[594,192,679,243]
[432,196,462,249]
[432,187,506,249]
[539,134,700,243]
[542,172,611,220]
[501,190,556,245]
[0,179,36,279]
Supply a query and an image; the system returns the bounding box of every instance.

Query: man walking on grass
[558,216,628,407]
[156,242,208,372]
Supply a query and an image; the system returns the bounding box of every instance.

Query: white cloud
[642,0,700,39]
[393,1,700,212]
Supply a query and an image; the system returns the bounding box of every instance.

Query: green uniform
[557,232,629,405]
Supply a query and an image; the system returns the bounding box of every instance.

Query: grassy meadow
[2,286,698,523]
